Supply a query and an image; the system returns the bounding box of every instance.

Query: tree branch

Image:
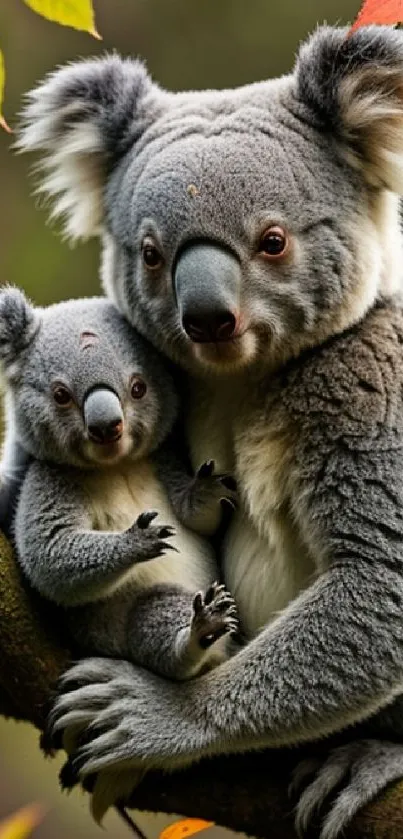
[1,529,403,838]
[0,531,70,728]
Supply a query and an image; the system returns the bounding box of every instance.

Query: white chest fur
[81,459,215,599]
[223,508,314,638]
[186,379,316,638]
[185,378,239,474]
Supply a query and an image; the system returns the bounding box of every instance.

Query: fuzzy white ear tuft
[297,26,403,194]
[339,65,403,191]
[17,56,153,240]
[35,122,104,240]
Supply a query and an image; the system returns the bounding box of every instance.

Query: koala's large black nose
[84,388,124,445]
[174,242,241,344]
[182,311,237,343]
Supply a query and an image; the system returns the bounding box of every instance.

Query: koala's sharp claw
[191,582,238,648]
[220,475,237,492]
[193,591,203,612]
[81,773,97,794]
[197,460,215,479]
[204,582,219,604]
[158,525,176,539]
[220,498,237,513]
[215,596,235,611]
[59,758,79,791]
[137,510,158,529]
[160,540,178,553]
[228,613,238,624]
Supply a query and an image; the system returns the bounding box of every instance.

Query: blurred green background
[0,1,358,837]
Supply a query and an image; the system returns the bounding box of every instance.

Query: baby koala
[0,288,238,680]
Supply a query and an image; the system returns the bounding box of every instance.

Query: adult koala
[16,23,403,839]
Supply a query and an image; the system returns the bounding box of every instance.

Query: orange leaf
[0,804,46,839]
[159,819,215,839]
[351,0,403,31]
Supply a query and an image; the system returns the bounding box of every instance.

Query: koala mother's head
[19,26,403,375]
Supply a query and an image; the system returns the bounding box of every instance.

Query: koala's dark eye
[259,226,288,259]
[130,376,147,400]
[142,237,163,270]
[52,384,73,408]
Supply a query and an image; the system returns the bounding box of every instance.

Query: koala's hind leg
[127,582,238,680]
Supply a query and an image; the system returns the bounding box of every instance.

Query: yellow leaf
[159,819,215,839]
[23,0,101,39]
[0,804,46,839]
[0,50,11,133]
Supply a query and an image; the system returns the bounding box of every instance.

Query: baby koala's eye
[52,383,73,408]
[259,225,288,259]
[130,376,147,400]
[142,237,163,270]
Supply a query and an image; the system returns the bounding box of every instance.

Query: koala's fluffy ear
[0,287,39,368]
[17,56,155,240]
[296,26,403,192]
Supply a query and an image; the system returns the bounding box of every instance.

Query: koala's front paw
[126,511,177,561]
[192,582,238,649]
[183,460,237,536]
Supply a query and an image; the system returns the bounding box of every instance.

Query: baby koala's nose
[88,418,123,445]
[84,387,124,446]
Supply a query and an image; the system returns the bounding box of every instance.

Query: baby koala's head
[0,288,178,467]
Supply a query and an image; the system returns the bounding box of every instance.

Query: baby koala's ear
[0,287,40,369]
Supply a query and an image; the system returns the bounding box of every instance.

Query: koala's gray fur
[0,290,238,719]
[16,23,403,838]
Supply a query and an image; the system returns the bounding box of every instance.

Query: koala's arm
[15,462,173,607]
[0,424,31,536]
[48,307,403,778]
[153,436,236,536]
[122,582,237,681]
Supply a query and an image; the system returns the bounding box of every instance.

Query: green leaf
[0,50,11,133]
[23,0,101,39]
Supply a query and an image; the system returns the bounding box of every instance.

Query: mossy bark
[1,529,403,838]
[0,531,70,728]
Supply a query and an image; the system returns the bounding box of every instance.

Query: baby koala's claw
[135,512,176,543]
[136,510,158,529]
[196,460,215,479]
[181,460,238,536]
[192,581,239,648]
[157,525,176,539]
[157,541,179,555]
[127,512,178,560]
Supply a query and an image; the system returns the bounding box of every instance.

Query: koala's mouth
[84,434,133,466]
[190,330,258,372]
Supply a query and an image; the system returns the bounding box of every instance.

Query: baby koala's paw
[184,460,237,536]
[126,510,177,561]
[191,582,238,649]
